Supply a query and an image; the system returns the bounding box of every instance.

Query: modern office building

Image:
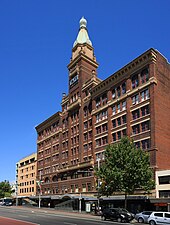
[16,153,37,198]
[35,17,170,210]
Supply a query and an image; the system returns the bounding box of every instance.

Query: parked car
[148,212,170,225]
[135,211,153,223]
[101,207,134,222]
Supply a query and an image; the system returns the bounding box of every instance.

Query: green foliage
[96,137,155,198]
[0,180,13,198]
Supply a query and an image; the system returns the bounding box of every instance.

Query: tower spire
[73,17,92,47]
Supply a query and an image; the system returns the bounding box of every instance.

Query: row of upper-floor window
[70,91,79,104]
[38,109,150,158]
[84,131,92,141]
[39,120,150,159]
[19,158,35,167]
[38,122,60,139]
[19,187,34,193]
[19,180,35,186]
[41,182,93,195]
[112,129,127,142]
[83,142,92,152]
[42,170,92,183]
[95,89,149,123]
[19,173,35,179]
[39,92,148,143]
[84,119,92,129]
[38,69,149,139]
[134,138,150,150]
[20,165,35,173]
[131,120,150,135]
[94,68,149,109]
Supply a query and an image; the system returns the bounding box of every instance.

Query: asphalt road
[0,206,136,225]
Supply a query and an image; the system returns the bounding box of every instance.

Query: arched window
[44,177,50,183]
[52,175,58,182]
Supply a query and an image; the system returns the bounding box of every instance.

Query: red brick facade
[35,20,170,199]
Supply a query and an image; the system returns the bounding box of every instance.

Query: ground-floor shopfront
[16,195,170,213]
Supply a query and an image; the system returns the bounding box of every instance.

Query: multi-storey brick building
[35,17,170,210]
[16,153,37,201]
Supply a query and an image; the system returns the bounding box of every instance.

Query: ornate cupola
[68,17,98,92]
[70,17,97,63]
[73,17,92,47]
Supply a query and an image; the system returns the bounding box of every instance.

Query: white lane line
[64,223,77,225]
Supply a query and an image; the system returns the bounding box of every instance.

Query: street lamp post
[96,158,101,209]
[15,183,18,206]
[77,169,93,213]
[79,192,82,213]
[36,171,43,208]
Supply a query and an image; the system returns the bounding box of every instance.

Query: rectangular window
[87,183,91,191]
[122,115,126,124]
[112,89,116,99]
[132,94,139,105]
[159,176,170,185]
[141,69,149,84]
[141,121,150,132]
[141,105,149,116]
[122,101,126,110]
[112,106,116,115]
[141,139,150,149]
[122,83,126,94]
[132,124,140,134]
[122,129,126,136]
[117,117,121,126]
[82,183,86,192]
[132,74,139,89]
[112,133,116,142]
[135,142,140,149]
[141,89,149,101]
[117,103,121,113]
[102,123,108,132]
[102,136,108,145]
[112,119,116,128]
[117,131,121,140]
[117,87,121,97]
[132,109,140,120]
[159,191,170,199]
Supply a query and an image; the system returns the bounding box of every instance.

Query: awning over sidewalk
[150,198,170,204]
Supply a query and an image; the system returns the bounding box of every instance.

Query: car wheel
[103,216,106,221]
[117,218,122,223]
[149,220,156,225]
[138,217,144,223]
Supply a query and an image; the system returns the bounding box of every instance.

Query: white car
[148,212,170,225]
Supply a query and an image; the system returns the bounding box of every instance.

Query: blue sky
[0,0,169,182]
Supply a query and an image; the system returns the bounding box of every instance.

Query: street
[0,206,137,225]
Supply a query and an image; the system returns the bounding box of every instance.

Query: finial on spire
[79,16,87,28]
[73,17,92,47]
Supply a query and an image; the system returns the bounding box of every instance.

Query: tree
[96,137,155,209]
[0,180,13,198]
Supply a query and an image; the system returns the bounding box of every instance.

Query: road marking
[18,215,29,218]
[0,216,40,225]
[64,223,77,225]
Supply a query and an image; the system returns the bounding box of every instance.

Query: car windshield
[117,208,129,213]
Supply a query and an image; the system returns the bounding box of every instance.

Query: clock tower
[62,17,100,169]
[68,17,99,94]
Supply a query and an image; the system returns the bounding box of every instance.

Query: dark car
[101,208,134,222]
